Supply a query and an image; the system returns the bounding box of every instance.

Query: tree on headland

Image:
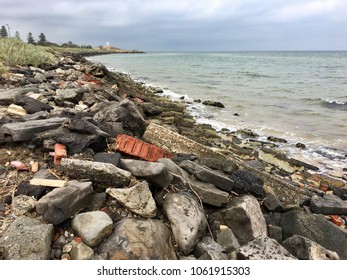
[15,31,21,41]
[0,26,8,38]
[38,33,47,45]
[27,32,35,44]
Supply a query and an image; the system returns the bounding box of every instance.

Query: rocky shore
[0,52,346,260]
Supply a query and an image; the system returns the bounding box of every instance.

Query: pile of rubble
[0,53,346,260]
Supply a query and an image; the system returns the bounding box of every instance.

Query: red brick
[54,143,67,165]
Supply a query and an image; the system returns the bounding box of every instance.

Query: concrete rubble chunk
[61,158,132,187]
[180,160,234,192]
[310,194,347,215]
[209,195,267,245]
[163,192,208,255]
[0,117,67,142]
[258,148,319,173]
[55,88,83,103]
[281,209,347,259]
[282,235,340,260]
[0,216,53,260]
[97,218,177,260]
[71,211,113,247]
[119,159,172,188]
[237,236,297,260]
[7,104,27,116]
[35,180,93,225]
[11,195,37,216]
[106,181,157,218]
[144,122,230,163]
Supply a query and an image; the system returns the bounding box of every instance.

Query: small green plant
[0,37,56,68]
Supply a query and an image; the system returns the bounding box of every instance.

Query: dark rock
[267,225,283,243]
[281,209,347,259]
[35,180,93,225]
[33,127,106,154]
[0,216,53,260]
[282,235,340,260]
[236,128,258,138]
[202,100,225,108]
[310,194,347,215]
[97,218,177,260]
[64,117,110,138]
[267,136,287,143]
[15,180,50,200]
[119,159,173,188]
[172,153,198,164]
[61,159,131,187]
[93,99,147,138]
[237,236,296,260]
[86,63,114,80]
[93,152,121,167]
[229,170,266,199]
[209,195,267,245]
[84,192,107,211]
[199,157,223,170]
[0,117,67,143]
[139,102,163,116]
[331,186,347,200]
[15,96,53,114]
[194,237,227,260]
[179,160,234,192]
[296,142,306,149]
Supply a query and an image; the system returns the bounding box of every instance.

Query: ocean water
[89,52,347,174]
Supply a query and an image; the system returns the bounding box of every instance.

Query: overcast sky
[1,0,346,51]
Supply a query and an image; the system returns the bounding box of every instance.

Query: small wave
[321,99,347,110]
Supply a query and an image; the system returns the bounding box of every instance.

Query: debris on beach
[0,51,346,261]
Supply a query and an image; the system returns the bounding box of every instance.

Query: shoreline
[90,55,346,179]
[0,52,347,260]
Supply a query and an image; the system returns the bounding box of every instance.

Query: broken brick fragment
[54,143,67,165]
[115,134,173,162]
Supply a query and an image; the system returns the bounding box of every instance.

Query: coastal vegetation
[0,27,141,77]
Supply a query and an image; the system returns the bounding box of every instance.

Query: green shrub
[0,38,56,68]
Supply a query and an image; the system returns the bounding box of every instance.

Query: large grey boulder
[179,160,234,192]
[163,192,207,255]
[282,235,340,260]
[97,218,177,260]
[71,211,113,247]
[93,99,147,137]
[281,210,347,259]
[237,236,297,260]
[61,158,132,187]
[0,117,66,143]
[106,181,157,218]
[36,180,93,225]
[119,159,172,188]
[0,216,53,260]
[209,195,267,245]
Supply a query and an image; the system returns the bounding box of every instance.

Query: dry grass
[0,38,56,70]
